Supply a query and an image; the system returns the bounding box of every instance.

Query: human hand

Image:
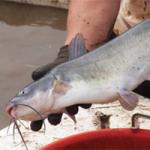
[30,45,91,131]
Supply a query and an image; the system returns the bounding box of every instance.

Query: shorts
[114,0,150,35]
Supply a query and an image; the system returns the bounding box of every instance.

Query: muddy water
[0,1,67,129]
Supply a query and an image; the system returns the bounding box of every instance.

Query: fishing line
[13,119,28,150]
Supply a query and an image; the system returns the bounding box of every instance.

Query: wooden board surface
[0,97,150,150]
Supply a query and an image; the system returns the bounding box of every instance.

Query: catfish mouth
[6,102,47,121]
[6,103,17,118]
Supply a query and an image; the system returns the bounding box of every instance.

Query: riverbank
[0,1,67,129]
[4,0,69,9]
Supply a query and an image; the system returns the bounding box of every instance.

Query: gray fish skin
[51,19,150,109]
[6,19,150,121]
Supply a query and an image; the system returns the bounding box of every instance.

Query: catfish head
[5,74,70,121]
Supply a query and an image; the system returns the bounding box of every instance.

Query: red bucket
[41,128,150,150]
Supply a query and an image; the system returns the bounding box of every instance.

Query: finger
[66,105,78,115]
[79,104,92,109]
[32,63,55,81]
[48,113,63,125]
[32,46,69,81]
[30,120,43,131]
[133,80,150,98]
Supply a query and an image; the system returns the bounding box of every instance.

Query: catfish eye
[19,90,25,95]
[22,91,25,94]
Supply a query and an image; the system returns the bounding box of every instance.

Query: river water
[0,1,67,129]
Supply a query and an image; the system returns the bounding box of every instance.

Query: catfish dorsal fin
[68,33,87,60]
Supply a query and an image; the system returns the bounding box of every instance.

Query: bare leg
[65,0,121,50]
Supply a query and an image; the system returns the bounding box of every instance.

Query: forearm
[65,0,121,50]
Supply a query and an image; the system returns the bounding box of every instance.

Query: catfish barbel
[6,19,150,122]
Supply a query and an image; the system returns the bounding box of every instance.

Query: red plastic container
[41,128,150,150]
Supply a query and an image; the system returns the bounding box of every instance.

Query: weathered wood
[0,97,149,150]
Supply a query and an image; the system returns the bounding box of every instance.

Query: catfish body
[51,19,150,110]
[6,19,150,121]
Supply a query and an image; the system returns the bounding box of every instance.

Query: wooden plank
[0,97,149,150]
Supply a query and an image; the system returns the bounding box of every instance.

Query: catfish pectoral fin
[53,80,72,95]
[118,89,139,111]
